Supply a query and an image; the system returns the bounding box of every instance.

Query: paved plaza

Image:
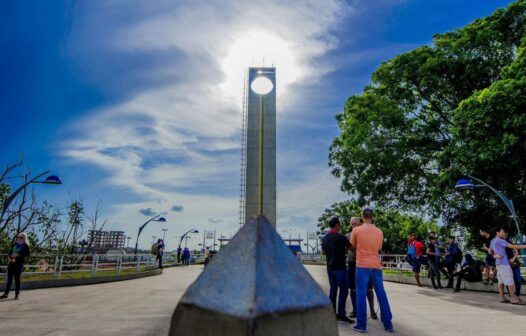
[0,265,524,335]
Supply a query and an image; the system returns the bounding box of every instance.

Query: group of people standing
[406,227,525,305]
[407,233,464,290]
[322,208,393,333]
[176,246,191,266]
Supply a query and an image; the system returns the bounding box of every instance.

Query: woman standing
[1,232,30,300]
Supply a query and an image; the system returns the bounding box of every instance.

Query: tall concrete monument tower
[243,67,276,227]
[169,67,337,336]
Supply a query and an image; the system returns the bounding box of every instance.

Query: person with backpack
[407,233,425,287]
[443,236,462,288]
[154,239,165,269]
[405,233,416,266]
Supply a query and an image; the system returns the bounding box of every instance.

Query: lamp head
[455,178,474,191]
[192,229,199,233]
[43,175,62,185]
[157,217,167,222]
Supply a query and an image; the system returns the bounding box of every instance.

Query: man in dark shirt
[443,236,461,288]
[479,228,496,284]
[322,216,353,323]
[426,236,443,289]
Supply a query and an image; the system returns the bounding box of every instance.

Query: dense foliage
[317,200,442,254]
[329,1,526,248]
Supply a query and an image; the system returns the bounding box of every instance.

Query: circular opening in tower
[250,76,273,95]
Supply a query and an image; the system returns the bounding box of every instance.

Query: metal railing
[0,252,208,280]
[297,253,526,276]
[2,252,524,280]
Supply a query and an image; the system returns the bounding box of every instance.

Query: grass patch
[383,269,414,277]
[0,266,154,282]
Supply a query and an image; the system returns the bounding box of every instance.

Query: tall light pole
[0,171,62,225]
[133,215,166,255]
[455,176,525,256]
[127,236,131,248]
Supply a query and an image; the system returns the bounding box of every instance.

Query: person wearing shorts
[408,233,425,287]
[489,227,526,305]
[480,228,496,284]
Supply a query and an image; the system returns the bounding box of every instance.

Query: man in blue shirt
[490,227,526,305]
[444,237,461,288]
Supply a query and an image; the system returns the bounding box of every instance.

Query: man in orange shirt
[350,208,393,333]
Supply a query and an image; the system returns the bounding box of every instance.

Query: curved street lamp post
[134,215,166,256]
[455,175,525,256]
[178,228,199,251]
[0,171,62,225]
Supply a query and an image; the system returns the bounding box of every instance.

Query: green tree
[329,1,526,247]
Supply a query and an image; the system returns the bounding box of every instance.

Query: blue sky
[0,0,514,250]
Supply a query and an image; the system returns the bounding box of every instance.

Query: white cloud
[61,0,351,247]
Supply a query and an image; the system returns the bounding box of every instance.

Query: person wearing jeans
[506,242,523,303]
[444,237,461,288]
[350,208,393,333]
[327,268,349,318]
[1,232,30,300]
[426,236,443,289]
[355,268,392,330]
[322,216,353,323]
[348,217,377,319]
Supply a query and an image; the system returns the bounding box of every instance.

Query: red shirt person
[407,233,425,287]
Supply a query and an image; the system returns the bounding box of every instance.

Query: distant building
[88,230,126,250]
[108,231,126,248]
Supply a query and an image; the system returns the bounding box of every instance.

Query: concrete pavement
[0,265,524,335]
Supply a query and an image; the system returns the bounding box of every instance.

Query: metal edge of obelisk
[168,216,337,335]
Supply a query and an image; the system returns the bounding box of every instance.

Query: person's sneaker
[370,313,378,320]
[0,294,7,300]
[385,327,394,332]
[352,325,366,333]
[337,315,354,323]
[453,289,460,292]
[349,311,356,318]
[14,295,19,300]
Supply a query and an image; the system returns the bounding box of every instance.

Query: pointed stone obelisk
[169,216,337,335]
